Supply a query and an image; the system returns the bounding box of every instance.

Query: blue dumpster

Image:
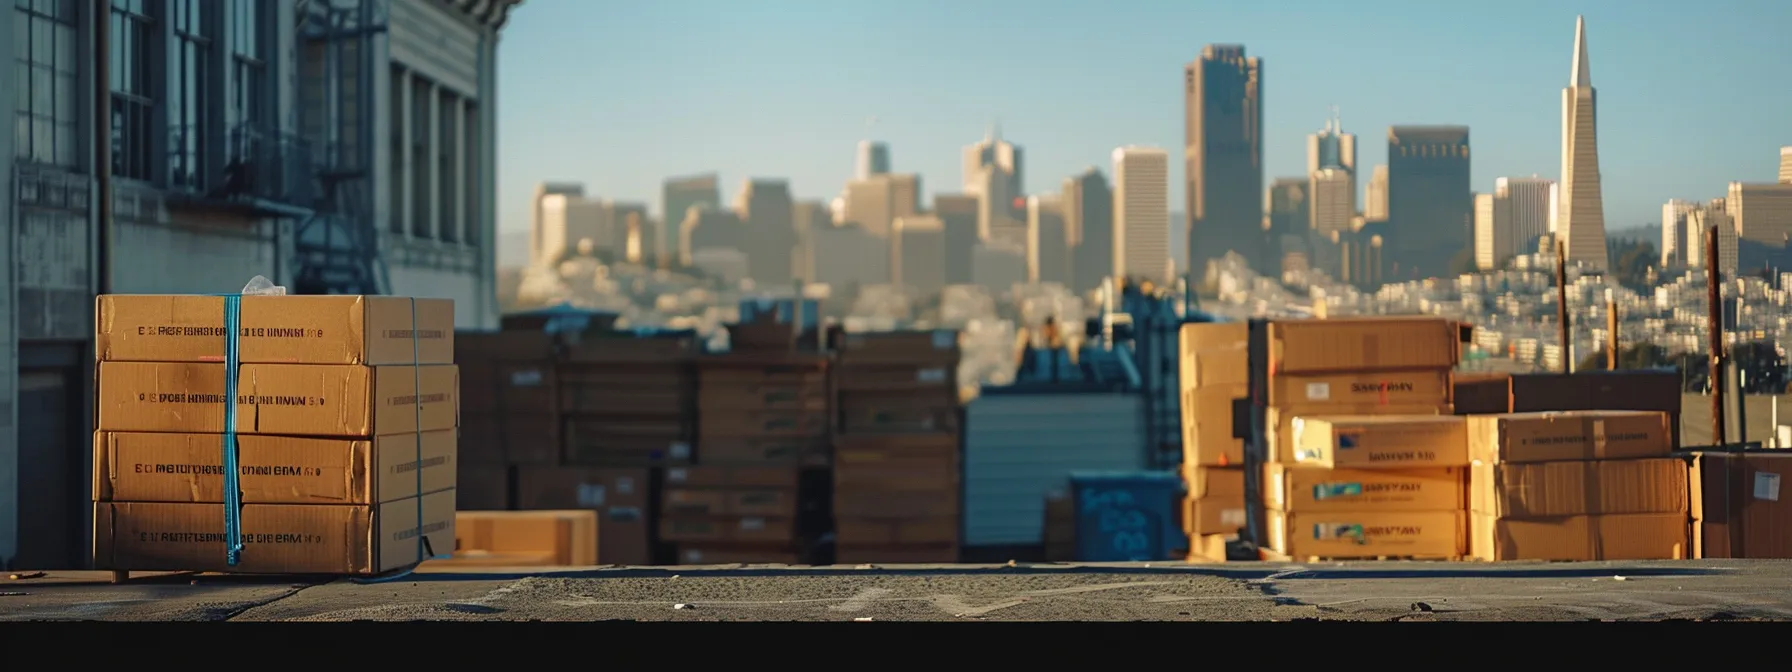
[1068,471,1185,562]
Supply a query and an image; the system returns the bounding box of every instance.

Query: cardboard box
[834,544,959,564]
[460,361,555,414]
[835,461,959,490]
[455,464,511,511]
[97,294,453,365]
[658,515,797,544]
[1184,465,1244,500]
[97,362,459,437]
[678,545,803,565]
[94,430,457,505]
[835,433,958,465]
[1292,415,1469,468]
[1264,464,1463,512]
[1181,495,1247,536]
[1471,458,1687,518]
[833,364,955,393]
[665,465,801,490]
[93,489,456,574]
[513,466,652,565]
[1690,452,1792,559]
[1269,369,1451,408]
[1183,384,1245,466]
[1186,534,1232,563]
[1269,317,1460,375]
[461,412,559,465]
[837,330,960,366]
[563,424,692,467]
[1184,348,1248,389]
[1265,404,1449,464]
[1267,510,1463,559]
[1467,411,1673,463]
[835,490,959,518]
[1178,322,1248,359]
[444,510,598,566]
[835,517,959,545]
[699,409,829,437]
[1469,513,1689,561]
[700,437,828,465]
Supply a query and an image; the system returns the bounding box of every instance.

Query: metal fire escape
[293,0,390,295]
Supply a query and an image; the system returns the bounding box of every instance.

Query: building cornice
[440,0,523,31]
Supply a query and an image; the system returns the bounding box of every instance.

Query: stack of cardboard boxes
[92,295,460,576]
[831,330,963,564]
[1689,451,1792,559]
[1176,322,1249,561]
[660,319,826,564]
[1468,410,1689,561]
[1262,317,1465,560]
[457,330,557,510]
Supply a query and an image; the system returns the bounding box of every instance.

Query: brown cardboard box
[96,295,454,365]
[1267,510,1463,559]
[563,334,698,364]
[93,489,456,574]
[835,490,959,518]
[460,361,555,413]
[1181,496,1247,536]
[1508,372,1683,449]
[835,544,958,564]
[700,409,829,437]
[1178,322,1248,358]
[1268,317,1460,375]
[97,362,459,437]
[834,364,956,393]
[1470,458,1687,517]
[658,515,797,544]
[666,465,801,490]
[1043,491,1076,561]
[835,461,959,490]
[1269,369,1451,408]
[700,437,828,465]
[455,329,556,363]
[837,330,960,366]
[1184,465,1244,499]
[1265,404,1448,464]
[1292,415,1469,468]
[1187,534,1231,563]
[563,421,692,467]
[561,365,693,415]
[1183,348,1249,389]
[836,433,958,465]
[697,383,828,412]
[461,412,559,465]
[94,430,457,505]
[1469,513,1689,561]
[678,545,804,564]
[1467,411,1673,464]
[664,487,797,517]
[1690,452,1792,559]
[1183,384,1245,466]
[444,510,597,566]
[835,517,958,545]
[1264,463,1463,512]
[455,464,511,511]
[513,466,651,565]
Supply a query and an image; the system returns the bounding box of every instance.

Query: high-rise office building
[1063,168,1114,291]
[1307,110,1357,174]
[733,179,798,285]
[1309,169,1354,235]
[963,127,1026,247]
[1780,147,1792,184]
[842,173,921,238]
[663,174,720,264]
[892,215,947,296]
[1556,16,1610,271]
[856,141,891,180]
[678,206,741,267]
[1113,146,1171,283]
[1027,195,1070,285]
[1185,45,1265,276]
[1725,181,1792,248]
[934,194,979,285]
[1267,178,1309,235]
[532,183,585,266]
[1364,166,1388,222]
[792,200,832,283]
[1386,126,1472,279]
[1687,199,1739,275]
[1661,199,1701,268]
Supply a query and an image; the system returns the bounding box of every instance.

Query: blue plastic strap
[220,294,246,566]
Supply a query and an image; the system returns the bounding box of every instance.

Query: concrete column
[422,79,439,241]
[448,95,465,244]
[395,66,412,238]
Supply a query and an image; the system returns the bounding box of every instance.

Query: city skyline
[495,1,1791,253]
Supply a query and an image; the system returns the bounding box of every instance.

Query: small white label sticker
[577,484,606,507]
[1220,508,1246,526]
[917,368,947,383]
[510,369,544,386]
[683,550,703,563]
[1305,382,1331,401]
[1755,472,1781,502]
[740,517,766,531]
[668,468,689,483]
[932,331,954,349]
[669,441,692,459]
[615,477,635,495]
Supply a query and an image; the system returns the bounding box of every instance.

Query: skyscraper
[1661,199,1700,267]
[1497,177,1554,258]
[1386,126,1472,279]
[1063,168,1114,291]
[963,127,1026,247]
[1307,109,1356,175]
[1364,165,1388,222]
[856,141,891,180]
[1556,16,1610,271]
[733,179,798,285]
[1307,111,1357,238]
[663,174,720,264]
[532,182,585,266]
[934,194,979,285]
[1113,146,1171,283]
[1027,195,1069,284]
[1185,45,1265,276]
[1780,147,1792,184]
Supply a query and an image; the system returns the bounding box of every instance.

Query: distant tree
[1606,239,1657,291]
[1576,342,1671,373]
[1448,248,1479,276]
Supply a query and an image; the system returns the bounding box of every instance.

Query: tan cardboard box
[1467,411,1672,463]
[1183,464,1244,500]
[1178,322,1248,358]
[1688,452,1792,559]
[835,517,958,546]
[1183,348,1249,389]
[658,515,797,544]
[443,510,598,567]
[512,466,651,565]
[1264,463,1463,512]
[678,546,804,565]
[1470,458,1687,518]
[96,295,454,365]
[1268,369,1451,408]
[1181,495,1247,536]
[94,430,457,505]
[1469,512,1689,561]
[97,362,459,437]
[1183,384,1246,466]
[1268,510,1463,559]
[1292,415,1469,468]
[1269,317,1460,375]
[1265,404,1449,464]
[93,489,456,574]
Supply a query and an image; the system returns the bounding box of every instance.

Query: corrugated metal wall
[963,392,1149,547]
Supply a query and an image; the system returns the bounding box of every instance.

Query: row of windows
[389,65,481,244]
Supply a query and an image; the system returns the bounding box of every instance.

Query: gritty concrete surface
[3,560,1792,621]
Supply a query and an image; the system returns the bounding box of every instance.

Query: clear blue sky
[493,0,1791,243]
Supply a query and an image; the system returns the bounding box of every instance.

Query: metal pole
[1605,289,1618,370]
[1707,223,1727,446]
[1555,239,1571,373]
[94,0,112,295]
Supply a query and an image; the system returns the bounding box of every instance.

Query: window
[462,102,480,245]
[436,90,458,243]
[168,0,212,189]
[17,0,78,168]
[410,77,432,239]
[228,0,266,128]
